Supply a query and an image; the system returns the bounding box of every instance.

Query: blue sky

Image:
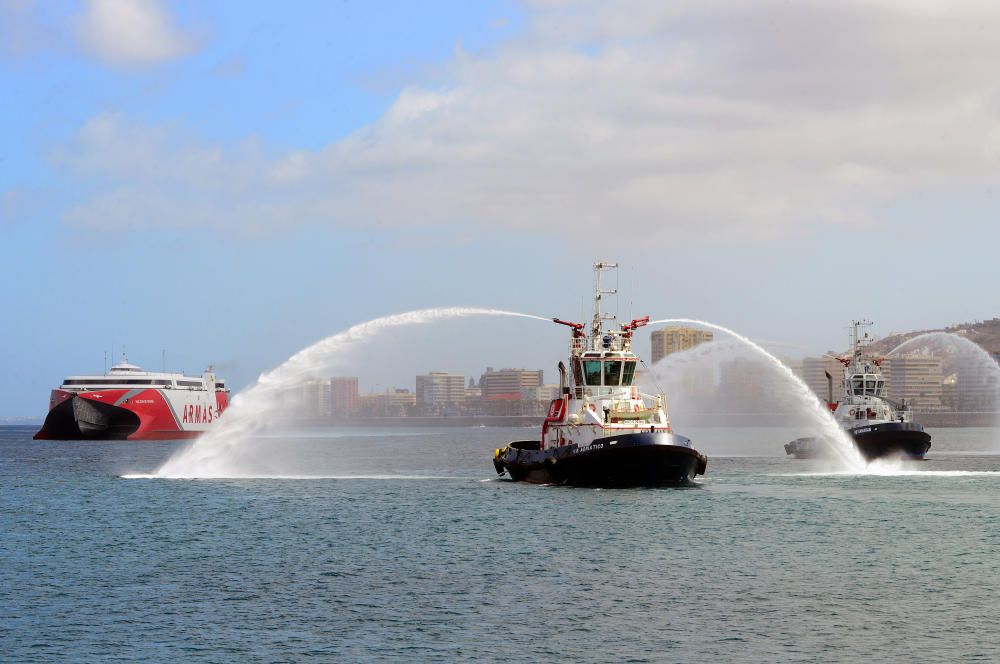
[3,0,1000,416]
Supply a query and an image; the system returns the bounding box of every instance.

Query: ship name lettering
[182,403,214,424]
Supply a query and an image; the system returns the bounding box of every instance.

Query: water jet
[153,308,548,478]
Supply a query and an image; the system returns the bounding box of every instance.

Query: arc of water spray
[154,308,549,478]
[889,331,1000,438]
[648,318,866,470]
[889,332,1000,371]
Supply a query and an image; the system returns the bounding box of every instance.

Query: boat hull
[848,421,931,460]
[785,422,931,460]
[34,388,221,441]
[496,432,707,487]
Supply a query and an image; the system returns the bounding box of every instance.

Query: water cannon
[553,318,586,338]
[621,316,650,336]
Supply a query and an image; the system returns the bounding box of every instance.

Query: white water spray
[153,308,548,478]
[889,330,1000,438]
[649,318,866,470]
[889,332,1000,373]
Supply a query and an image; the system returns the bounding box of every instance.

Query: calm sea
[4,424,1000,662]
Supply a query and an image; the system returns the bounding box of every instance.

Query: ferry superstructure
[492,262,707,486]
[34,357,230,440]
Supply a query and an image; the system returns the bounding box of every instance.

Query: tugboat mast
[592,261,618,347]
[850,319,874,367]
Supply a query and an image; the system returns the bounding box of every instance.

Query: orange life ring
[633,404,640,412]
[849,408,856,416]
[588,403,596,412]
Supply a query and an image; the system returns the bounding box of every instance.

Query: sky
[3,0,1000,417]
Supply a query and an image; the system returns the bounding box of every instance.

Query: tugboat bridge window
[604,361,623,386]
[850,375,884,396]
[579,359,639,387]
[622,361,637,386]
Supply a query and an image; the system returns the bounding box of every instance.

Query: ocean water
[4,424,1000,662]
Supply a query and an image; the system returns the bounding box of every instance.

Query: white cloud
[55,1,1000,243]
[77,0,198,66]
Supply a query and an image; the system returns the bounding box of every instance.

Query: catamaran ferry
[34,356,230,440]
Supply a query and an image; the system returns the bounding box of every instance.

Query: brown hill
[870,318,1000,356]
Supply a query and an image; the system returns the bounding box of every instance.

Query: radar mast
[592,261,618,346]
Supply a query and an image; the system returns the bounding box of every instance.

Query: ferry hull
[34,395,141,440]
[496,432,707,487]
[34,388,221,441]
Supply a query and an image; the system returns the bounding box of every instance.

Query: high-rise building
[520,384,560,402]
[799,356,845,403]
[415,372,466,410]
[360,388,416,417]
[882,354,944,411]
[650,327,714,364]
[479,368,544,399]
[299,378,332,418]
[330,377,359,418]
[938,355,996,412]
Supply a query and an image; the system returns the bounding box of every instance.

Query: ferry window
[64,378,155,386]
[622,361,637,386]
[604,361,622,386]
[583,361,602,386]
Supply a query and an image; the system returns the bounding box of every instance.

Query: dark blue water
[4,424,1000,662]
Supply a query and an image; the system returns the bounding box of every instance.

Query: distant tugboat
[492,262,707,486]
[786,320,932,460]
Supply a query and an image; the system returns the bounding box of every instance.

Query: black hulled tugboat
[492,262,707,486]
[785,320,932,460]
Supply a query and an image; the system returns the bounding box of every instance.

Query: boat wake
[120,473,463,480]
[775,469,1000,478]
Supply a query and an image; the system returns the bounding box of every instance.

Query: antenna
[104,351,107,374]
[592,261,619,341]
[629,266,634,324]
[850,319,874,362]
[615,266,620,322]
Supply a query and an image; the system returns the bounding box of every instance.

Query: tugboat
[785,320,932,460]
[492,262,707,486]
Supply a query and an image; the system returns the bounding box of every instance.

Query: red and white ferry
[34,356,230,440]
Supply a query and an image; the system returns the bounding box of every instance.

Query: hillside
[870,318,1000,356]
